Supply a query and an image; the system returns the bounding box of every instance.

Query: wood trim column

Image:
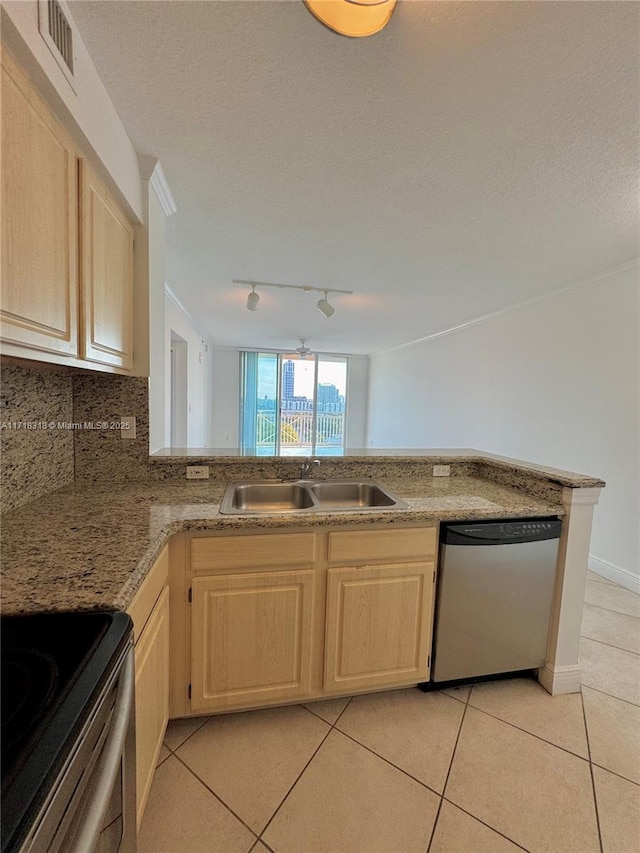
[538,486,602,695]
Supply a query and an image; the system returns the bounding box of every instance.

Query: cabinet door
[324,562,434,692]
[79,160,133,370]
[1,54,78,356]
[191,570,315,712]
[134,586,169,828]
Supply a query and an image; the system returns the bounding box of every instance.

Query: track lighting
[246,285,260,311]
[234,279,352,318]
[317,291,334,318]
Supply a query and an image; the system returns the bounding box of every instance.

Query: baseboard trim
[588,555,640,594]
[538,663,582,696]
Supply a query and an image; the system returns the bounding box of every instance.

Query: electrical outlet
[432,465,451,477]
[186,465,209,480]
[120,416,136,440]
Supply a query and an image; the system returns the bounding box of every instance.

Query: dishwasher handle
[441,518,562,546]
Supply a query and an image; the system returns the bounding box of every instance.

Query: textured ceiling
[70,0,639,355]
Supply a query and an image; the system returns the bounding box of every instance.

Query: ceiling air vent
[47,0,73,73]
[38,0,76,89]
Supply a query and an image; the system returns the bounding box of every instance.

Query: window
[240,352,347,456]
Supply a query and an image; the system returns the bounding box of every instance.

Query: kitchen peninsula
[1,450,603,696]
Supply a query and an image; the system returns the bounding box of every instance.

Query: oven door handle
[66,645,135,853]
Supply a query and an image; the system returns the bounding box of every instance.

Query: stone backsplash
[1,365,153,511]
[73,374,151,482]
[0,362,74,513]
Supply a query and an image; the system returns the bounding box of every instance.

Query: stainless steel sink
[310,481,397,508]
[226,482,315,512]
[219,479,406,514]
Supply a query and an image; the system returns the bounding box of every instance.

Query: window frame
[239,350,349,456]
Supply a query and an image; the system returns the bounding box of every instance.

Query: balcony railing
[256,409,344,453]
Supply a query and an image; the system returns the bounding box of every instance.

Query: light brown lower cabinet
[133,586,169,827]
[126,545,170,828]
[190,569,315,712]
[124,527,435,826]
[172,524,438,717]
[324,561,435,691]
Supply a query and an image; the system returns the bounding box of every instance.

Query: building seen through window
[240,352,347,456]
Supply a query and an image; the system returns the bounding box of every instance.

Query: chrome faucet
[300,458,321,479]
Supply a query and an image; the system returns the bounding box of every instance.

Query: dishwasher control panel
[499,520,558,537]
[442,517,562,546]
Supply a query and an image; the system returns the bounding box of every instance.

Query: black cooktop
[1,610,132,853]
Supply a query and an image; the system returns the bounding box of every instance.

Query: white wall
[368,264,640,584]
[345,356,369,450]
[164,291,213,448]
[210,348,240,448]
[1,0,142,219]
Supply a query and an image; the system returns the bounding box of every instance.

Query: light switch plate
[186,465,210,480]
[120,416,136,440]
[432,465,451,477]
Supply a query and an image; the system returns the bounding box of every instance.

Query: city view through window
[240,352,347,456]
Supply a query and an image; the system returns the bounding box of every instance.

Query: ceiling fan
[285,339,312,359]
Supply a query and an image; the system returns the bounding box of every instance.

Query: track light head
[246,286,259,312]
[317,291,335,318]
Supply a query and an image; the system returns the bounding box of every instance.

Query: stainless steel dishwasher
[431,518,562,683]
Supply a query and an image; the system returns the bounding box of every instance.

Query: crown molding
[137,154,177,216]
[165,283,209,342]
[137,154,157,180]
[373,257,640,358]
[150,161,177,216]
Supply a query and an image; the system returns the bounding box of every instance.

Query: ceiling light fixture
[317,291,335,318]
[246,285,260,311]
[233,280,352,318]
[295,339,312,359]
[304,0,397,39]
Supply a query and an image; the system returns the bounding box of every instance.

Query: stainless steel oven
[1,611,136,853]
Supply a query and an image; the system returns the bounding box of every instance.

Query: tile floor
[138,570,640,852]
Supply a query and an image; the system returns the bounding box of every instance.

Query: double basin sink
[219,479,406,515]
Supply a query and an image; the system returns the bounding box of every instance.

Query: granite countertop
[0,473,566,617]
[150,448,606,489]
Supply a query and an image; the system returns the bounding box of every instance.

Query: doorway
[170,331,188,448]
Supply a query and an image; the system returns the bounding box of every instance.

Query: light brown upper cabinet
[1,51,79,357]
[79,160,133,370]
[1,51,135,373]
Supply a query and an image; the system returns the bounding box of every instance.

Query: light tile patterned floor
[139,573,640,852]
